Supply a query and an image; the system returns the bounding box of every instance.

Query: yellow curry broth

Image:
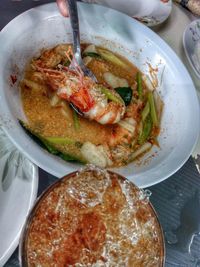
[87,55,137,87]
[21,86,112,141]
[21,43,160,166]
[21,44,137,143]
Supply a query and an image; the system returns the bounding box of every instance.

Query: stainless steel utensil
[66,0,97,115]
[67,0,97,81]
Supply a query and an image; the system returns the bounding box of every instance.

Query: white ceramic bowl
[0,128,38,266]
[183,19,200,80]
[81,0,172,26]
[0,3,199,188]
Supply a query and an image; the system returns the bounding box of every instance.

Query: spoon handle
[67,0,82,64]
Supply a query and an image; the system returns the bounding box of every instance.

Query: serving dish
[183,19,200,80]
[81,0,172,26]
[0,127,38,267]
[0,2,199,188]
[19,166,165,266]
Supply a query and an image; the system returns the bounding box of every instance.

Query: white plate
[183,19,200,80]
[183,19,200,174]
[0,128,38,266]
[0,3,199,188]
[81,0,172,26]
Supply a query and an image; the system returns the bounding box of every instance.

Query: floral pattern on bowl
[183,19,200,79]
[81,0,172,26]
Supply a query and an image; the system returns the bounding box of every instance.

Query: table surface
[1,1,200,267]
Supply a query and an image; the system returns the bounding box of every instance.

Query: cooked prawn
[35,47,126,124]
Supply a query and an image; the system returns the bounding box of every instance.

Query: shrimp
[35,47,126,124]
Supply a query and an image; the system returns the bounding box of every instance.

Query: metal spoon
[66,0,97,115]
[67,0,97,81]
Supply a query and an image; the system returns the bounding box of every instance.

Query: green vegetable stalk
[98,48,128,69]
[83,52,101,58]
[100,86,124,104]
[141,102,150,121]
[19,120,85,163]
[45,136,76,145]
[138,117,152,145]
[73,110,80,130]
[148,92,158,127]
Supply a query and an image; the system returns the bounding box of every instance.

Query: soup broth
[20,44,163,167]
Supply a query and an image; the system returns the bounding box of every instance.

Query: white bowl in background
[183,19,200,80]
[0,2,199,188]
[81,0,172,26]
[0,128,38,266]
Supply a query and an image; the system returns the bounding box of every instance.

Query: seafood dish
[20,166,165,266]
[20,43,163,168]
[0,2,199,186]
